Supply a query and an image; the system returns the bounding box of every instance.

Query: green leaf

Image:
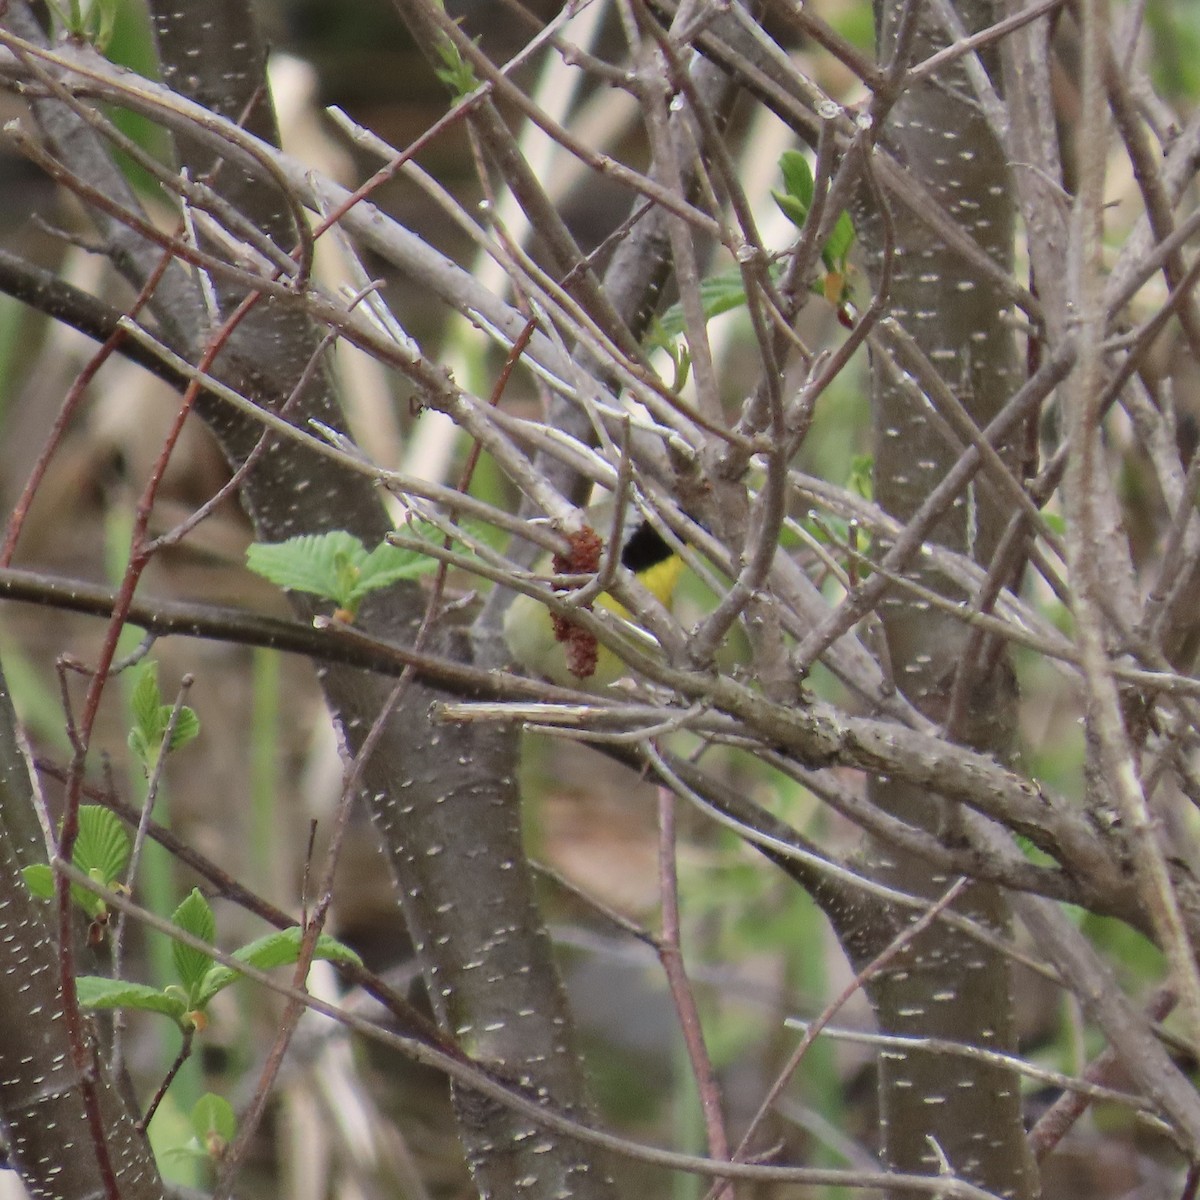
[821,209,857,270]
[166,705,201,753]
[773,151,816,232]
[237,926,363,972]
[247,531,368,607]
[351,539,439,600]
[194,967,235,1009]
[94,0,117,52]
[644,315,674,354]
[189,1094,236,1147]
[657,269,758,340]
[694,272,759,323]
[778,149,815,211]
[332,548,362,608]
[434,35,480,99]
[195,926,363,1008]
[171,889,216,996]
[161,1142,210,1167]
[22,863,53,899]
[774,149,855,280]
[75,805,130,888]
[46,0,118,48]
[130,661,165,741]
[667,344,691,392]
[76,975,189,1024]
[23,810,128,917]
[127,727,151,769]
[127,661,200,768]
[772,190,810,231]
[643,319,693,389]
[248,531,437,617]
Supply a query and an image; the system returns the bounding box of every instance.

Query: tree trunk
[856,2,1038,1195]
[0,669,164,1200]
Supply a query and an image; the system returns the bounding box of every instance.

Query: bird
[502,504,684,690]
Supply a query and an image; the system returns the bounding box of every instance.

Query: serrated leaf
[237,926,363,972]
[172,889,216,994]
[195,965,236,1007]
[351,540,438,600]
[194,927,363,1008]
[75,806,130,887]
[191,1093,236,1144]
[76,975,189,1023]
[22,863,53,899]
[332,549,362,605]
[127,662,199,768]
[128,727,151,766]
[246,532,368,608]
[129,662,166,744]
[166,706,200,754]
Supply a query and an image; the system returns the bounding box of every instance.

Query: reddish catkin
[550,526,603,679]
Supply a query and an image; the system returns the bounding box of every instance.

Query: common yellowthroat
[503,510,684,689]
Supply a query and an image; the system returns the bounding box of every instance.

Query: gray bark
[0,669,164,1200]
[853,1,1038,1195]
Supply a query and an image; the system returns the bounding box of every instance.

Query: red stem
[656,784,732,1199]
[54,285,267,1199]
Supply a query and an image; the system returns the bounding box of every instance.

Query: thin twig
[655,784,732,1195]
